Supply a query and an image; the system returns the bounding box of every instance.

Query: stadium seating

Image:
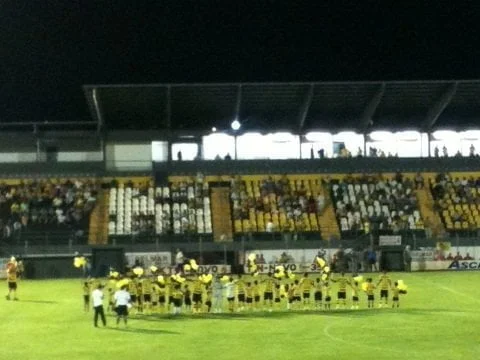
[108,178,212,236]
[331,174,424,235]
[230,175,325,234]
[0,179,97,243]
[431,174,480,232]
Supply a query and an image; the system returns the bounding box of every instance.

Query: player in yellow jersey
[82,281,90,311]
[365,278,376,308]
[252,280,261,310]
[184,285,192,313]
[300,273,314,309]
[167,278,175,311]
[350,281,360,309]
[323,281,332,310]
[291,280,302,310]
[392,282,400,308]
[331,272,350,309]
[205,284,213,313]
[313,278,323,310]
[128,278,138,312]
[157,283,167,313]
[245,282,254,310]
[106,278,117,313]
[136,281,143,314]
[6,258,18,301]
[171,284,184,315]
[150,282,159,313]
[141,277,153,314]
[191,279,204,313]
[377,270,392,308]
[236,274,246,311]
[262,273,275,311]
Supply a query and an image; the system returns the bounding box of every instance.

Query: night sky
[1,1,479,123]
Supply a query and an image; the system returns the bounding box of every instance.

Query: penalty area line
[323,321,405,355]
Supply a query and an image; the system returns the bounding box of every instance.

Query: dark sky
[1,1,479,122]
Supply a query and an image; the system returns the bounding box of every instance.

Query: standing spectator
[403,245,412,272]
[470,144,476,157]
[367,247,377,272]
[92,284,107,328]
[434,146,439,157]
[442,145,448,157]
[175,248,184,272]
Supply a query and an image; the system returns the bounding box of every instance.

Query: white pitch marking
[323,321,405,355]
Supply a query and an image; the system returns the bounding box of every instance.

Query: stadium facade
[1,80,480,278]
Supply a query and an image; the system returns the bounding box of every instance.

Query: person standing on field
[403,245,412,272]
[6,257,19,301]
[114,285,131,327]
[92,284,107,327]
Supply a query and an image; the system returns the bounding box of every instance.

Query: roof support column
[360,83,385,131]
[298,84,314,131]
[423,82,458,130]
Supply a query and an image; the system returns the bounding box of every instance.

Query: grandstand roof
[83,80,480,133]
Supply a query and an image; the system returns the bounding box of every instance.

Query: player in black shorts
[83,282,90,312]
[313,278,323,310]
[184,285,192,312]
[274,284,281,306]
[377,270,392,308]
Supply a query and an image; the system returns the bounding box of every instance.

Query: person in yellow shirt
[236,274,246,312]
[141,277,153,314]
[253,280,261,310]
[365,278,376,308]
[82,281,90,312]
[392,282,400,308]
[331,272,350,309]
[300,273,314,309]
[157,283,167,313]
[245,282,254,310]
[6,258,19,301]
[262,273,275,311]
[171,284,184,315]
[377,270,392,308]
[191,279,204,314]
[350,281,360,310]
[313,278,323,310]
[323,281,332,310]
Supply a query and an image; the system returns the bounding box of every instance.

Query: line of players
[83,270,403,314]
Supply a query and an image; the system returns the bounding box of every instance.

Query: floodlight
[231,120,241,131]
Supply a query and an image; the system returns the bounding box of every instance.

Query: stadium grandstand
[2,80,480,275]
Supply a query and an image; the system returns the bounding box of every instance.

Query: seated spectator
[464,252,474,260]
[446,252,454,260]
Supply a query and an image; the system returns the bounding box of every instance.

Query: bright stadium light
[211,127,217,132]
[231,120,241,131]
[432,130,458,140]
[369,131,394,142]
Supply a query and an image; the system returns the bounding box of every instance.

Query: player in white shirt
[114,285,131,327]
[212,277,224,313]
[224,278,236,313]
[92,284,106,327]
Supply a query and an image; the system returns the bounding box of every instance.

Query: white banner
[125,252,171,267]
[163,264,231,274]
[412,260,480,271]
[244,263,322,274]
[0,258,7,279]
[379,235,402,246]
[410,250,435,261]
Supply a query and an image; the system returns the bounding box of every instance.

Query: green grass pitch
[1,271,479,360]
